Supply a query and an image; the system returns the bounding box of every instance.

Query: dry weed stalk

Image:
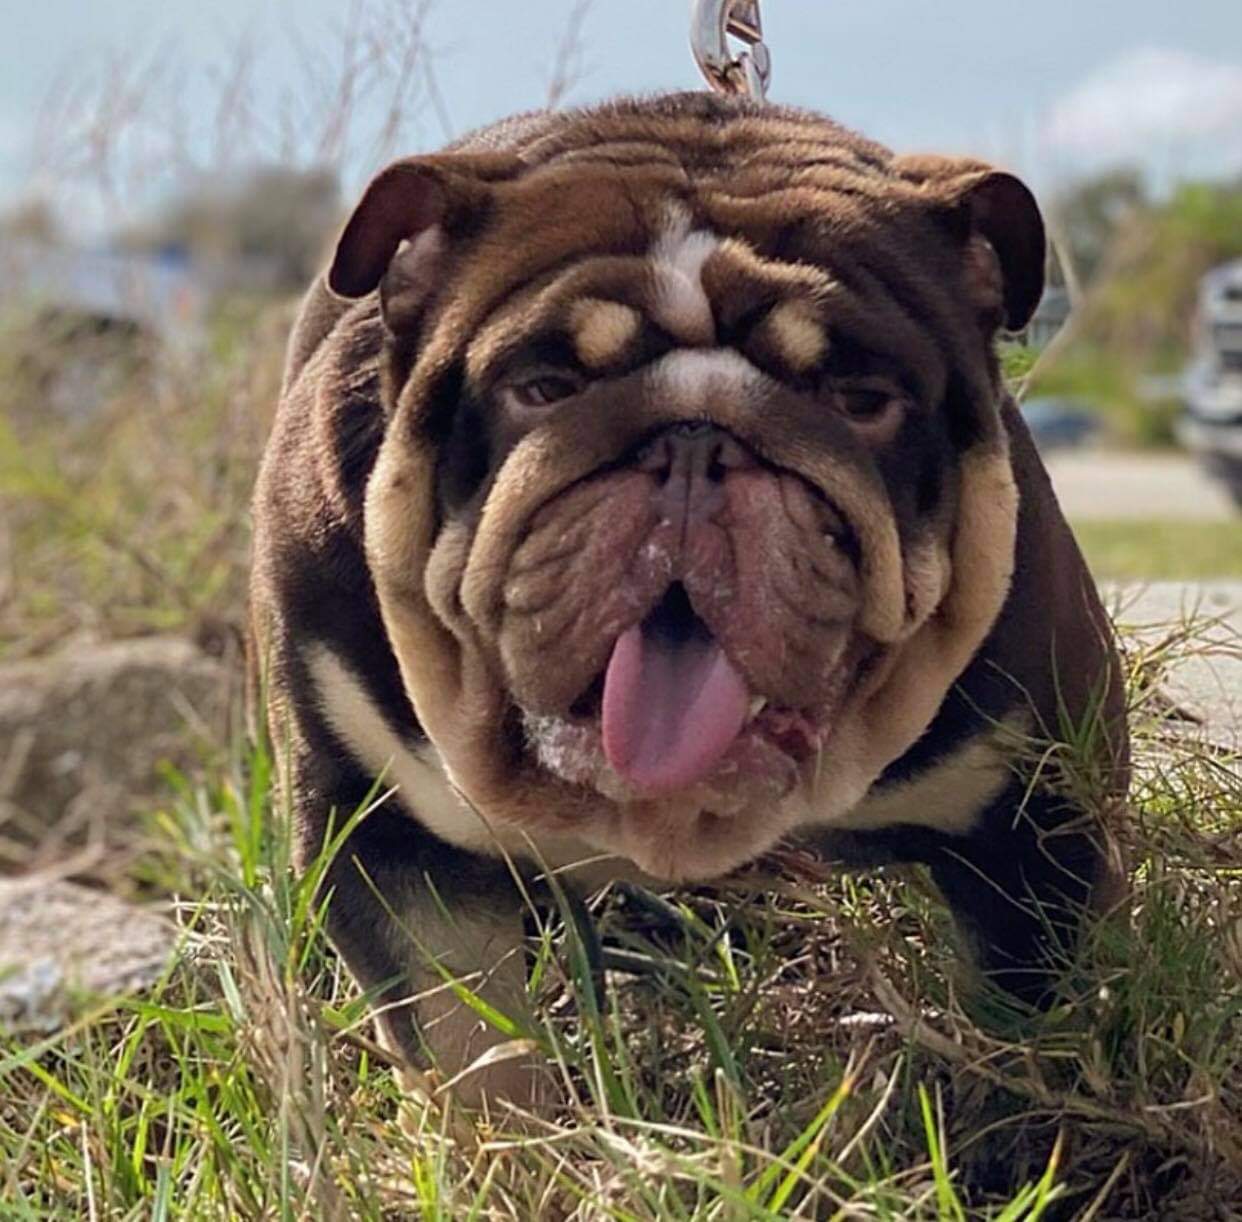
[31,0,440,227]
[545,0,595,110]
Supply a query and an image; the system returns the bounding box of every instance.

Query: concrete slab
[1105,581,1241,750]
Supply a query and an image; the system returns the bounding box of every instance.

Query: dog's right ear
[328,154,514,326]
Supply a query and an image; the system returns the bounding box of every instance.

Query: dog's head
[329,95,1044,881]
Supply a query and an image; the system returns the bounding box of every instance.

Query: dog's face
[329,100,1044,882]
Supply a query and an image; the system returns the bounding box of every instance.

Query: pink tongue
[601,622,750,794]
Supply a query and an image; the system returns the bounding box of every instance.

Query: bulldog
[250,92,1128,1105]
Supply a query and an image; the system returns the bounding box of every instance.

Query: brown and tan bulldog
[250,92,1128,1106]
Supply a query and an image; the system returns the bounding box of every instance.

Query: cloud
[1041,47,1242,177]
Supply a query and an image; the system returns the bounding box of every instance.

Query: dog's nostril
[705,436,746,482]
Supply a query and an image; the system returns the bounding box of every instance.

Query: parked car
[1179,258,1242,507]
[1020,396,1102,451]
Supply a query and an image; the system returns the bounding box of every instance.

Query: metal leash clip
[690,0,771,100]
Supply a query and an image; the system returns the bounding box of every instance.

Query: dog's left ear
[896,155,1046,332]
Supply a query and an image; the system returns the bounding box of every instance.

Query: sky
[2,0,1241,230]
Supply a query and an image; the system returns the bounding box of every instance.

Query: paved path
[1044,453,1239,744]
[1046,451,1236,521]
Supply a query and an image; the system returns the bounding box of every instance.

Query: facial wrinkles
[354,105,1035,888]
[647,207,719,346]
[457,231,844,420]
[830,243,989,428]
[462,254,653,387]
[423,192,972,662]
[461,206,726,389]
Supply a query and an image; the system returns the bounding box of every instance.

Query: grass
[1,303,1240,1218]
[1075,519,1242,581]
[0,258,1239,1222]
[0,302,284,660]
[1,610,1240,1218]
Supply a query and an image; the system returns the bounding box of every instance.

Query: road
[1044,450,1236,521]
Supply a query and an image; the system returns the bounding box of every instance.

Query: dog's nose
[637,423,756,529]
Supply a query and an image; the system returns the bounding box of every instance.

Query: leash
[690,0,771,100]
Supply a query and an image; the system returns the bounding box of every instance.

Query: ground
[0,379,1239,1215]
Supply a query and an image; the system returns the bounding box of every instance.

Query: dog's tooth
[747,696,767,721]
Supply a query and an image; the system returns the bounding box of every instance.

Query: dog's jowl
[250,93,1128,1105]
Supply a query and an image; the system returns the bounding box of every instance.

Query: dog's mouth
[524,581,829,804]
[601,583,817,792]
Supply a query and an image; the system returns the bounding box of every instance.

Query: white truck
[1181,258,1242,507]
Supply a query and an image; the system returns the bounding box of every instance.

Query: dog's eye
[826,382,907,432]
[839,389,894,420]
[505,374,582,409]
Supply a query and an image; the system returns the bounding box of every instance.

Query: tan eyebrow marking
[761,298,828,373]
[568,297,643,369]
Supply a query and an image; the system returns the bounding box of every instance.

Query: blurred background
[0,0,1239,869]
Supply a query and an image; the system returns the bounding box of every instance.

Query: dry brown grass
[0,300,285,660]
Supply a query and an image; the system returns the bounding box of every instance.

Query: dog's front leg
[320,814,546,1112]
[926,786,1124,1005]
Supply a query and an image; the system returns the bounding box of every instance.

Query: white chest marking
[306,645,612,879]
[308,645,502,853]
[829,715,1027,835]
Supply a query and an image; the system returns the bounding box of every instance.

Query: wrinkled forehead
[441,147,963,404]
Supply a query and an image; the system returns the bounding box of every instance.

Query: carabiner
[689,0,771,100]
